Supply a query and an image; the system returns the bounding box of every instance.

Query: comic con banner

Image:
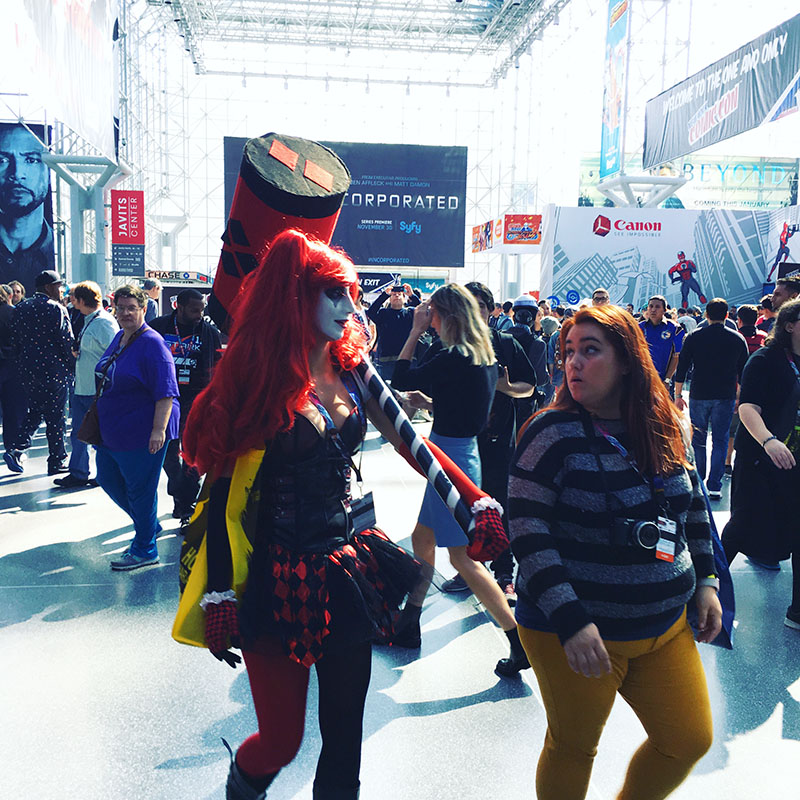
[540,205,800,310]
[223,138,468,268]
[643,13,800,170]
[600,0,630,179]
[0,122,55,296]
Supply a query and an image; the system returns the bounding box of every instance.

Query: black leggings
[237,636,372,797]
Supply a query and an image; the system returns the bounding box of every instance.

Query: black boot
[495,627,530,678]
[385,603,422,648]
[312,781,360,799]
[222,739,279,800]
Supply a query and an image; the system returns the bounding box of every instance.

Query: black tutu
[239,528,425,667]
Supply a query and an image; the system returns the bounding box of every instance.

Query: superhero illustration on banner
[768,221,798,282]
[668,251,707,309]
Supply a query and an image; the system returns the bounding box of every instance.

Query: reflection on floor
[1,426,799,799]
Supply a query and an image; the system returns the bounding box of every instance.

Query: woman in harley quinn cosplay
[182,229,442,800]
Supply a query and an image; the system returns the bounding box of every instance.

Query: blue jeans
[96,445,168,559]
[68,393,95,480]
[690,398,736,492]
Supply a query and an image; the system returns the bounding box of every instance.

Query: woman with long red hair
[508,305,722,800]
[182,230,428,800]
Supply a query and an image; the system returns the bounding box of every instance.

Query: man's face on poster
[0,126,49,219]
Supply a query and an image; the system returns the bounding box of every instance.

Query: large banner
[581,153,799,210]
[600,0,630,179]
[2,0,117,156]
[0,122,55,296]
[224,138,468,268]
[540,205,800,310]
[643,13,800,170]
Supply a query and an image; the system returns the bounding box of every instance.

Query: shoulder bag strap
[92,326,145,402]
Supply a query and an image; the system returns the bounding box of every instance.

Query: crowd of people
[2,250,799,800]
[0,273,220,569]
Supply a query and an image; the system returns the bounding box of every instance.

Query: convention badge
[178,365,192,385]
[655,516,677,563]
[348,492,377,534]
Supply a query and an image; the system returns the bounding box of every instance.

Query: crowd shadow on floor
[688,566,800,777]
[0,520,181,627]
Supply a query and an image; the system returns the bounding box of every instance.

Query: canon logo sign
[593,215,611,236]
[593,215,663,236]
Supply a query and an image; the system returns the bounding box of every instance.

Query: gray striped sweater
[509,410,715,643]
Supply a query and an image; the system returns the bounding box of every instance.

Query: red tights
[236,636,372,796]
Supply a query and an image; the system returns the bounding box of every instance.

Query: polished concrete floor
[1,424,799,799]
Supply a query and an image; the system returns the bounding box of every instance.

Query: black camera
[611,518,660,549]
[391,285,405,293]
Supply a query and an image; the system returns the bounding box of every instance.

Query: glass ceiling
[146,0,572,86]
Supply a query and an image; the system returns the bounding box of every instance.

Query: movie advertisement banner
[111,189,145,277]
[223,138,468,269]
[599,0,630,179]
[643,13,800,170]
[1,0,116,156]
[540,205,800,311]
[0,122,55,296]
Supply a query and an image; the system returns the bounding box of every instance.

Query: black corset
[257,411,362,552]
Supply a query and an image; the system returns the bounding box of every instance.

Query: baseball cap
[540,316,560,337]
[34,270,63,288]
[512,294,537,309]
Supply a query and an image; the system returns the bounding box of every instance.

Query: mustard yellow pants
[518,610,713,800]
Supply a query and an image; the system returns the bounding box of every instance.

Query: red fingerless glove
[204,600,241,664]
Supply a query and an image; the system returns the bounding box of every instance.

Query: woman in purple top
[95,284,180,570]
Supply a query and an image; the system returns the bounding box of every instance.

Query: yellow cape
[171,448,264,648]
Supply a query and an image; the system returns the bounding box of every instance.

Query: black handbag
[77,327,144,446]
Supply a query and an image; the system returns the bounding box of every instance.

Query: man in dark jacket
[674,297,748,500]
[7,269,74,474]
[459,282,536,602]
[150,288,221,520]
[507,294,549,422]
[366,281,420,382]
[0,286,25,469]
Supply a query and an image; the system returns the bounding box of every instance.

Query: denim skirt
[418,432,481,547]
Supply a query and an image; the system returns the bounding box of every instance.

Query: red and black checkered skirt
[239,528,424,668]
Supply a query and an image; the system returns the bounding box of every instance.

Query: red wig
[183,229,366,474]
[545,305,689,477]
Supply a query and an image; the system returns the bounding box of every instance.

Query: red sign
[503,214,542,246]
[111,190,145,245]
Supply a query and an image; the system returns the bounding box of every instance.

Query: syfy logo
[593,215,662,236]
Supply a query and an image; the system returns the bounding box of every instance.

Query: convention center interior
[3,1,800,798]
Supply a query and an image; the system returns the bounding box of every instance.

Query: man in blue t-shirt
[639,295,684,383]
